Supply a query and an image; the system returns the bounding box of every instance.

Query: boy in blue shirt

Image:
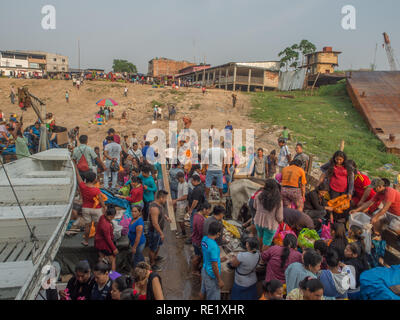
[139,166,157,221]
[200,221,224,300]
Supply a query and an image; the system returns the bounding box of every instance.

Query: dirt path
[0,79,282,154]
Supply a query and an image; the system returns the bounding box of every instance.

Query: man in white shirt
[277,138,291,172]
[204,140,227,200]
[173,171,189,238]
[128,142,143,163]
[103,136,122,189]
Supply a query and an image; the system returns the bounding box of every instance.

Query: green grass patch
[151,100,164,107]
[250,81,400,179]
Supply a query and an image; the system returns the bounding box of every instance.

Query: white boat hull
[0,149,76,300]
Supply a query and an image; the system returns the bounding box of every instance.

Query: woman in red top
[118,176,144,208]
[347,160,376,207]
[73,162,106,247]
[132,262,164,300]
[319,151,354,200]
[95,205,119,271]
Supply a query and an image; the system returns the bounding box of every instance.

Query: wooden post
[161,164,177,231]
[213,70,216,85]
[218,69,222,88]
[225,68,229,90]
[247,68,252,92]
[233,65,237,92]
[340,140,345,151]
[311,72,320,95]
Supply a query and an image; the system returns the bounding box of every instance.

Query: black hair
[262,279,283,294]
[278,138,285,144]
[188,164,201,178]
[130,176,142,184]
[200,201,211,211]
[347,242,361,258]
[326,248,340,267]
[270,150,276,156]
[84,171,97,183]
[313,218,322,232]
[79,135,88,144]
[132,167,140,174]
[280,234,297,269]
[145,141,150,146]
[156,190,169,199]
[131,205,143,213]
[326,151,351,178]
[176,171,185,179]
[75,260,91,274]
[314,240,328,256]
[208,221,223,236]
[191,174,201,182]
[106,136,114,141]
[332,223,346,240]
[296,143,303,148]
[257,148,264,152]
[290,159,303,167]
[381,178,391,187]
[93,262,111,274]
[299,277,324,293]
[303,248,322,268]
[246,237,259,252]
[259,179,282,212]
[108,128,115,134]
[317,181,329,192]
[113,276,133,292]
[349,225,366,254]
[120,289,140,300]
[106,205,117,216]
[346,159,358,175]
[212,205,226,216]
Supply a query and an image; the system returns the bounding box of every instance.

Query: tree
[279,40,316,71]
[112,59,137,74]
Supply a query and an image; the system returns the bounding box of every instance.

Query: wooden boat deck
[0,241,46,263]
[346,71,400,155]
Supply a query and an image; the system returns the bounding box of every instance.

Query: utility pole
[78,39,81,72]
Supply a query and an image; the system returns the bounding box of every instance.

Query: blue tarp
[100,188,132,219]
[360,264,400,300]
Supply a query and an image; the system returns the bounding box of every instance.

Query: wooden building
[176,61,280,91]
[305,47,341,75]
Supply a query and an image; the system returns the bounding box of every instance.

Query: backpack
[273,223,296,246]
[321,222,332,240]
[76,147,90,172]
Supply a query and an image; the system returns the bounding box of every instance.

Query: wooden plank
[16,243,34,261]
[0,261,34,292]
[0,243,18,262]
[6,242,26,262]
[161,164,177,231]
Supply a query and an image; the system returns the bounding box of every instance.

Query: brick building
[148,57,195,77]
[305,47,341,75]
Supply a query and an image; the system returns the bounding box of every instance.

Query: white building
[0,51,46,77]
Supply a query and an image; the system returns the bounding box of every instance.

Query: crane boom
[383,32,397,71]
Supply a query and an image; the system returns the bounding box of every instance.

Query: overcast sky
[0,0,399,73]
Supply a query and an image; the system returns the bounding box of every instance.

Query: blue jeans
[104,160,119,189]
[205,170,223,189]
[200,267,220,300]
[131,242,146,268]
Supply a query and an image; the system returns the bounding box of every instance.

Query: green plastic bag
[297,228,320,249]
[119,185,130,197]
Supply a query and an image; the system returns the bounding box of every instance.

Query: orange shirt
[281,165,307,188]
